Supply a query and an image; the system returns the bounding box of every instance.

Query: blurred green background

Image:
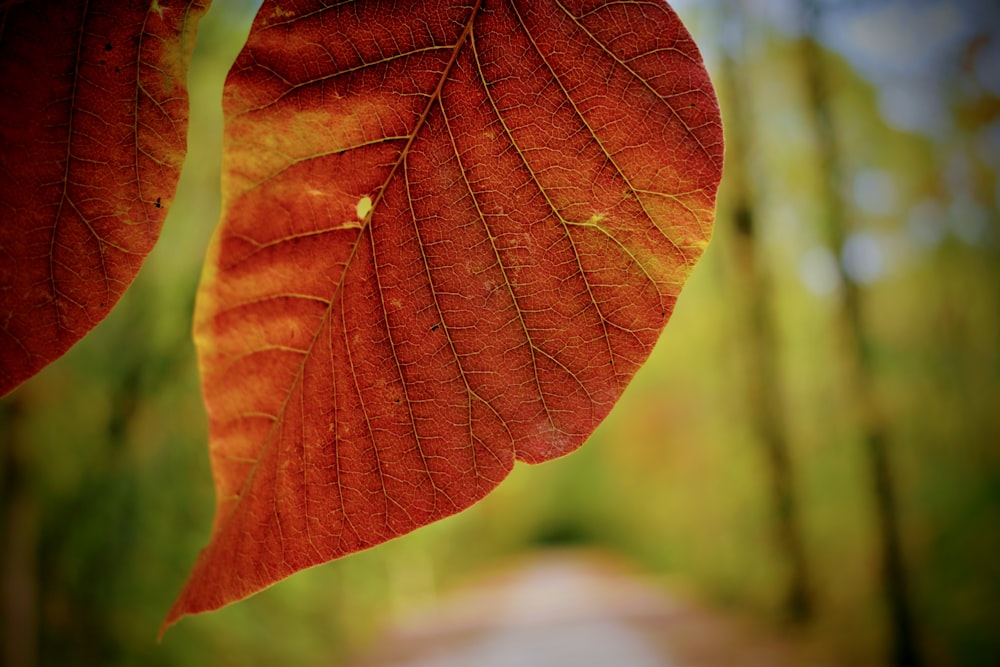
[1,0,997,665]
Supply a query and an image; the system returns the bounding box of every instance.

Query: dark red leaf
[0,0,209,395]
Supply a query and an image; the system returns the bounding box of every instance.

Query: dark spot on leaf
[430,324,439,332]
[104,41,113,51]
[154,197,162,209]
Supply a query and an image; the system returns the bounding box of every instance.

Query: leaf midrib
[217,0,485,540]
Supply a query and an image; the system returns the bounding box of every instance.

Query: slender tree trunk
[1,395,38,667]
[717,0,814,624]
[796,3,922,665]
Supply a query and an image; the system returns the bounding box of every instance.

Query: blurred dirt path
[345,550,852,667]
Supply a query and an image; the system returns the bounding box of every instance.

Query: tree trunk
[717,0,814,624]
[796,3,922,665]
[1,395,38,667]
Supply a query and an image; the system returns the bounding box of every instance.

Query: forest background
[1,0,997,665]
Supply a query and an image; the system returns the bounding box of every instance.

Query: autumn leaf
[165,0,722,630]
[0,0,209,396]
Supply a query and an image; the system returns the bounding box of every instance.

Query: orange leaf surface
[166,0,722,629]
[0,0,208,395]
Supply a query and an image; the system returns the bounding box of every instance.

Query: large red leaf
[0,0,209,395]
[166,0,722,629]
